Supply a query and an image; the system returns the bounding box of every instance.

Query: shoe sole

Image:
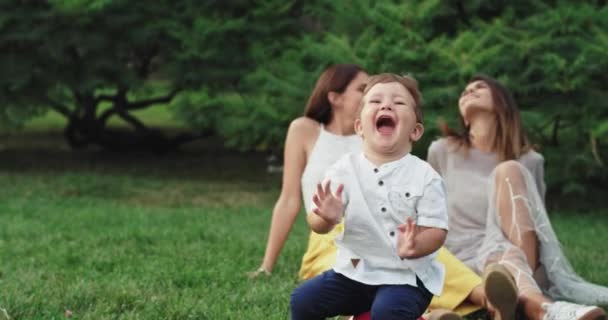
[437,312,462,320]
[484,264,518,320]
[429,310,462,320]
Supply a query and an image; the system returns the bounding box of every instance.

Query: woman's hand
[246,266,271,279]
[312,180,344,225]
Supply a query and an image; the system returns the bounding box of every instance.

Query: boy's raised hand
[312,180,344,225]
[397,217,417,259]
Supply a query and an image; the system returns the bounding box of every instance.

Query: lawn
[0,142,306,320]
[1,114,607,319]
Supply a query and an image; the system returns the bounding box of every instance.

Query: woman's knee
[493,161,530,197]
[494,160,525,181]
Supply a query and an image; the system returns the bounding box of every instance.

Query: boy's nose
[380,104,393,110]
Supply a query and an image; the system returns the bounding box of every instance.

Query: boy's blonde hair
[360,73,423,123]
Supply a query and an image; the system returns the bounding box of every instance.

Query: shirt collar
[359,152,412,173]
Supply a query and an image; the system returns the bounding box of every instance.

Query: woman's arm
[256,118,318,274]
[533,153,546,203]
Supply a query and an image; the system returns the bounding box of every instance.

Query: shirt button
[381,207,386,212]
[374,168,379,173]
[405,192,410,197]
[389,231,395,236]
[378,180,384,186]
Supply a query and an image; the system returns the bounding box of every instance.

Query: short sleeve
[520,150,546,204]
[532,153,546,203]
[416,176,449,230]
[427,139,446,175]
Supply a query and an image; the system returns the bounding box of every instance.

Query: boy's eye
[395,101,406,105]
[369,100,380,104]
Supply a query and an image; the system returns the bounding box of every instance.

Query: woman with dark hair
[249,65,510,320]
[428,75,608,320]
[249,63,369,280]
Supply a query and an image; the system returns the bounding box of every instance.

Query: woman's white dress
[428,138,608,304]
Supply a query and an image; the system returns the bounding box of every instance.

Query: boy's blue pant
[290,269,433,320]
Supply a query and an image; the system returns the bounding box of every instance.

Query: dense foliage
[0,0,303,151]
[180,0,607,198]
[1,0,606,197]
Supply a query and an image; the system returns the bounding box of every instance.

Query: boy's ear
[354,118,364,137]
[410,123,424,142]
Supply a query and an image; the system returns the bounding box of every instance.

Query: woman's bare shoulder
[289,116,319,130]
[288,117,320,138]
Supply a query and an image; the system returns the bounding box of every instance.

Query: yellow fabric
[298,223,344,280]
[298,225,482,316]
[429,247,482,316]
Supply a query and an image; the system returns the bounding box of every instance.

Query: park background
[0,1,607,319]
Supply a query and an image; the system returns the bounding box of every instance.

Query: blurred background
[0,1,607,319]
[1,0,606,204]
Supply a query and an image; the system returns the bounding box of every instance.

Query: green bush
[180,0,607,198]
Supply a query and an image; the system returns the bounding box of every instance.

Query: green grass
[0,133,607,319]
[0,145,308,319]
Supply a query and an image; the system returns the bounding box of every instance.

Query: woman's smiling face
[459,80,494,120]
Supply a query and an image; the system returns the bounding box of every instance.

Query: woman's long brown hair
[304,64,365,124]
[441,74,531,161]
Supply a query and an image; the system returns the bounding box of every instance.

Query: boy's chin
[374,141,399,152]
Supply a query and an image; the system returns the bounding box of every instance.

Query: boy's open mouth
[376,115,396,135]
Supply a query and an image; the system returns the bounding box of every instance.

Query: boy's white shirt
[310,152,448,296]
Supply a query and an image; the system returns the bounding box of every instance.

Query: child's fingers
[313,207,321,215]
[323,180,331,196]
[408,217,416,230]
[405,217,415,228]
[335,184,344,199]
[316,182,325,200]
[312,194,322,208]
[398,218,414,236]
[397,223,406,233]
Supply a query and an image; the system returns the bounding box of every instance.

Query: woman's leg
[487,161,606,320]
[494,161,539,271]
[490,161,551,320]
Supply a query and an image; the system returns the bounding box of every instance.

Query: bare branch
[117,111,148,132]
[551,114,561,146]
[590,133,604,166]
[456,0,471,26]
[99,108,118,125]
[126,88,181,110]
[96,94,116,103]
